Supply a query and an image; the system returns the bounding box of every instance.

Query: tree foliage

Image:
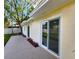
[4,0,34,24]
[4,0,34,33]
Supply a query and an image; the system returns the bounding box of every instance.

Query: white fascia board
[21,17,33,26]
[29,0,48,17]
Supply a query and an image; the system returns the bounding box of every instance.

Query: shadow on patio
[5,35,57,59]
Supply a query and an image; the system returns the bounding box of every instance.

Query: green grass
[4,34,12,46]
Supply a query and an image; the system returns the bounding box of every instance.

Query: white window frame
[40,14,62,58]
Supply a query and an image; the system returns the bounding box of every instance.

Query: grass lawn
[4,34,12,46]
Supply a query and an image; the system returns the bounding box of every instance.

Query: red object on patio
[27,38,39,48]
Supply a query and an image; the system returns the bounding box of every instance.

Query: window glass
[42,22,48,46]
[48,19,59,54]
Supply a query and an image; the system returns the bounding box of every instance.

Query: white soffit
[29,0,73,18]
[29,0,48,17]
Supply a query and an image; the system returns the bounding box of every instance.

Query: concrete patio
[4,35,57,59]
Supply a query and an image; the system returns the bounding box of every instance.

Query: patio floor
[4,35,57,59]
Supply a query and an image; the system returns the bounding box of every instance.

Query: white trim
[59,16,63,59]
[47,21,49,48]
[40,14,62,59]
[29,0,48,17]
[39,20,42,46]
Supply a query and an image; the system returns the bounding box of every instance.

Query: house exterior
[21,0,75,59]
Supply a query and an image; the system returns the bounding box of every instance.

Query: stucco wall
[29,20,41,44]
[61,4,75,59]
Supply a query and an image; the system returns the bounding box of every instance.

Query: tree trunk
[17,21,22,34]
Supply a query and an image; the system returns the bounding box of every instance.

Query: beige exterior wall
[23,3,75,59]
[61,4,75,59]
[29,20,41,44]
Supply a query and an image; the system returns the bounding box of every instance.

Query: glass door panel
[42,22,48,47]
[48,19,59,54]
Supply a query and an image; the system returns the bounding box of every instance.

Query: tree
[4,0,34,33]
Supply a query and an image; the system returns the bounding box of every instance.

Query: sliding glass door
[42,18,59,55]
